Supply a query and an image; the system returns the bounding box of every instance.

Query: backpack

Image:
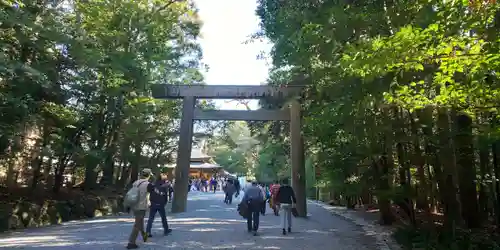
[124,180,147,208]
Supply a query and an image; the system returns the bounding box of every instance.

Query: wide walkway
[0,191,378,249]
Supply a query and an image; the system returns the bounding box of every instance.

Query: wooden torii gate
[151,84,307,217]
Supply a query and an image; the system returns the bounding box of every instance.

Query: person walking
[126,169,152,249]
[145,172,172,238]
[240,181,264,236]
[276,178,297,235]
[258,183,267,215]
[224,180,236,204]
[210,177,218,193]
[270,180,281,216]
[167,180,174,202]
[234,178,241,197]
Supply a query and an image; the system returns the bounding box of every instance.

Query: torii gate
[151,84,307,217]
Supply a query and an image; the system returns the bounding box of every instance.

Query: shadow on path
[0,191,378,249]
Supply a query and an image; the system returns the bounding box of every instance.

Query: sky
[193,0,272,111]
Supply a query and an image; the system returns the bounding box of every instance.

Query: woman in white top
[258,183,267,215]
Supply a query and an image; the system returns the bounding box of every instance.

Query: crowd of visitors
[123,168,297,248]
[188,176,224,192]
[237,179,297,236]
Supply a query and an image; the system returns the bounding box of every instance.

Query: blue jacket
[242,185,264,203]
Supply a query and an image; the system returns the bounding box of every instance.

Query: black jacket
[276,185,297,204]
[234,180,240,191]
[148,180,169,205]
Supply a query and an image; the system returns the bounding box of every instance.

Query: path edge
[308,200,401,250]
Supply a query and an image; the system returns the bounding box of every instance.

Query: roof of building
[165,162,222,169]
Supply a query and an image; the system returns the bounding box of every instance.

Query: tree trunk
[410,112,429,212]
[454,112,480,228]
[377,107,396,225]
[436,108,462,232]
[129,142,142,185]
[492,140,500,228]
[418,107,443,213]
[53,157,66,193]
[478,138,490,223]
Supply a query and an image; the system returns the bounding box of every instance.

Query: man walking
[234,178,241,197]
[145,172,172,238]
[210,177,218,193]
[126,169,152,249]
[223,179,236,204]
[241,181,264,236]
[276,178,297,235]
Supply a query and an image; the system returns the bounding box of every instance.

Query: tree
[0,0,203,194]
[256,0,500,248]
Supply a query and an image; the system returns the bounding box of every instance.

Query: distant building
[165,147,222,179]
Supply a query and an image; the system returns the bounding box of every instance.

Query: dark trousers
[224,193,233,204]
[261,199,267,215]
[246,203,260,231]
[146,203,169,234]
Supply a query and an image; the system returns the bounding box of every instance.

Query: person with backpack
[240,180,264,236]
[276,178,297,235]
[145,172,172,238]
[125,168,152,249]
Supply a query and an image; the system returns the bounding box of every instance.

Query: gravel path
[0,191,378,249]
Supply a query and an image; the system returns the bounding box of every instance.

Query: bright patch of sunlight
[190,227,219,232]
[170,220,233,225]
[260,235,296,240]
[64,218,134,224]
[304,229,330,234]
[0,236,58,243]
[0,236,75,248]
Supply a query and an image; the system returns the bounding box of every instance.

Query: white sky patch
[193,0,272,111]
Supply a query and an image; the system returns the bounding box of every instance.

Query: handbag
[291,205,299,217]
[237,202,248,219]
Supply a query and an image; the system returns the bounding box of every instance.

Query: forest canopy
[253,0,500,249]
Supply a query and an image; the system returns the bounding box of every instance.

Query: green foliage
[256,0,500,244]
[394,226,500,250]
[0,0,205,189]
[208,122,258,176]
[255,140,290,182]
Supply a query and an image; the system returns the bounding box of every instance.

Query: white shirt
[258,185,266,201]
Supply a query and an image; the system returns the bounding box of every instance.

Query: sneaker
[141,231,148,242]
[164,229,173,235]
[282,228,286,235]
[147,233,153,238]
[126,243,139,249]
[253,231,258,236]
[288,227,291,233]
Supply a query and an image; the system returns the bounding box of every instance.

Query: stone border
[308,200,401,250]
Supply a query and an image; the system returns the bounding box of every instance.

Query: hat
[140,168,152,177]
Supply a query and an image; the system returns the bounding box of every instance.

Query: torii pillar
[171,96,195,213]
[290,99,307,217]
[151,84,306,214]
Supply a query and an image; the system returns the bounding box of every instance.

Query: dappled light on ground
[0,192,377,249]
